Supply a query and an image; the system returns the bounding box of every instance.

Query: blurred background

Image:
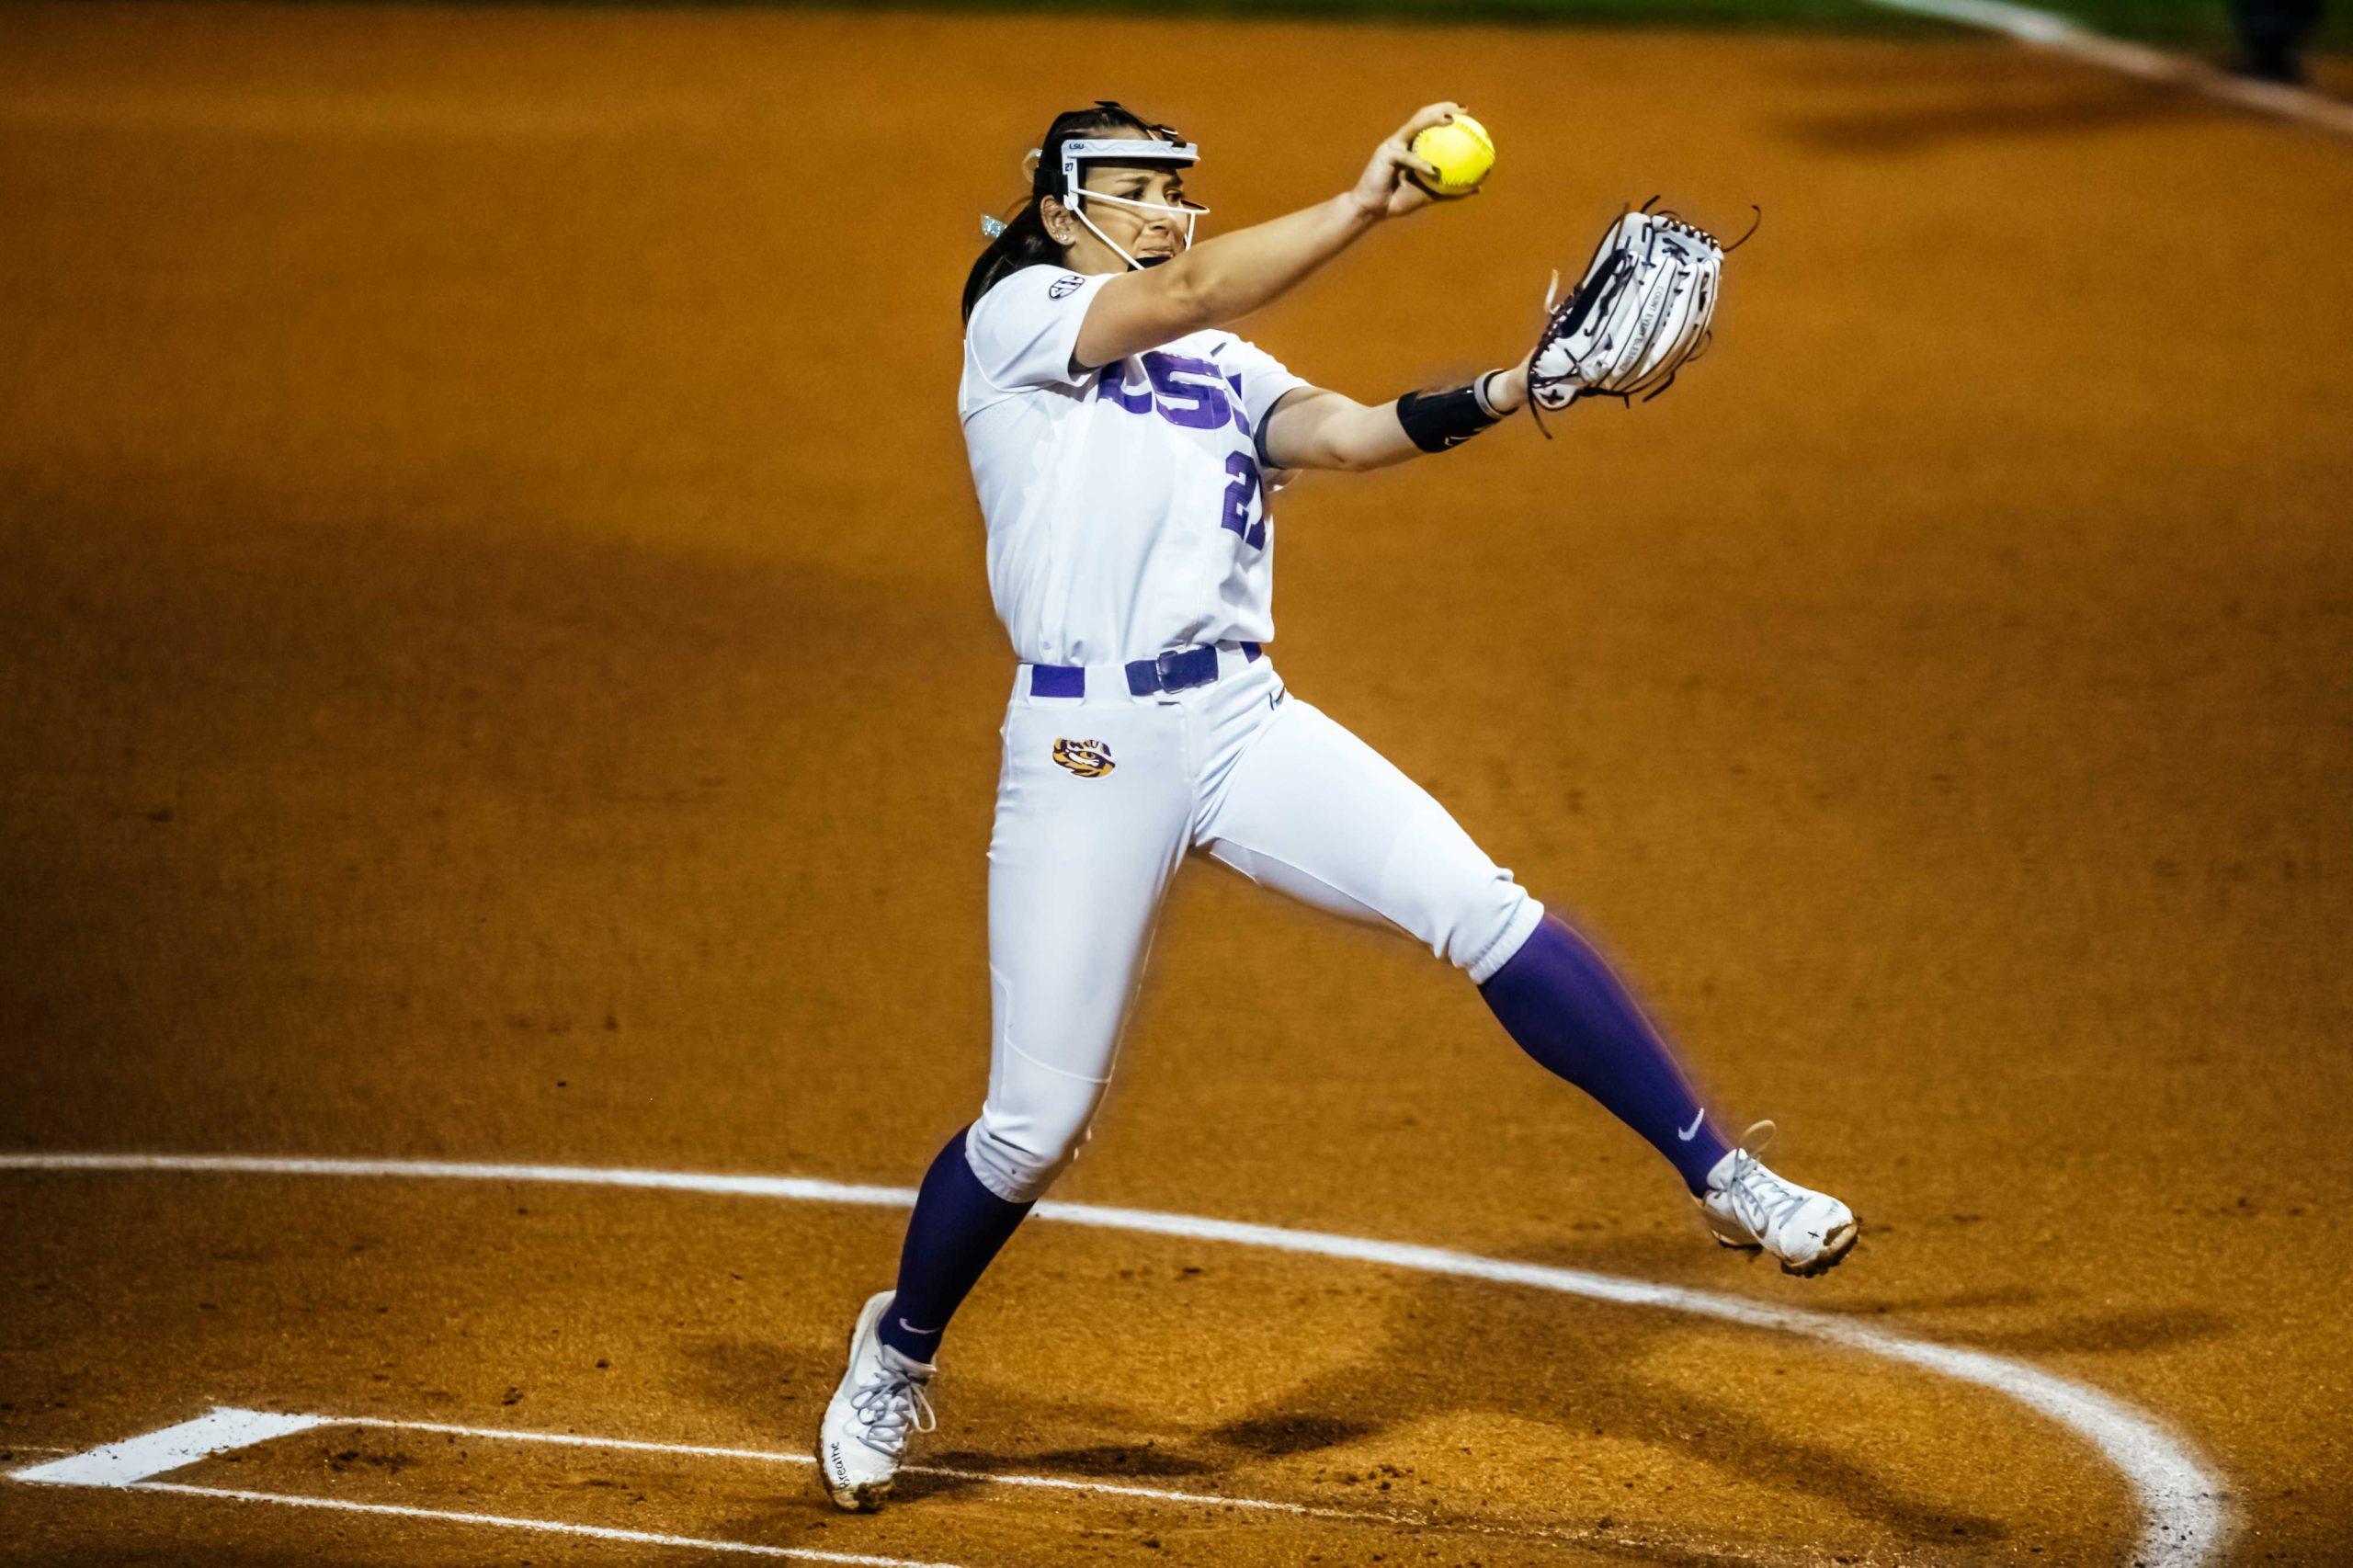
[2,2,2347,1564]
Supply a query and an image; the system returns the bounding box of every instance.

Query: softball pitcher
[819,99,1857,1511]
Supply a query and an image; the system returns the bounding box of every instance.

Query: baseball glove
[1527,200,1753,434]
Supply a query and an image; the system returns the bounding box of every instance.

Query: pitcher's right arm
[1073,104,1463,369]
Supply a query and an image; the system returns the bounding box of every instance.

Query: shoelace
[1723,1150,1813,1240]
[847,1364,937,1457]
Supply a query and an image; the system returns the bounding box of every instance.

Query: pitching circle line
[0,1150,2225,1565]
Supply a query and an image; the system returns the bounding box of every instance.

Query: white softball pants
[968,643,1544,1202]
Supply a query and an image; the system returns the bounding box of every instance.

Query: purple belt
[1030,642,1261,699]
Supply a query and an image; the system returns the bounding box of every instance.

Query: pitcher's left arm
[1259,356,1532,473]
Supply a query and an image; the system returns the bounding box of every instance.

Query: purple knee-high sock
[1479,913,1733,1193]
[876,1128,1032,1363]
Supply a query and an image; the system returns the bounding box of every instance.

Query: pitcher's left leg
[1197,696,1853,1269]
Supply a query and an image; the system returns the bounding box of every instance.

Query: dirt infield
[3,3,2350,1563]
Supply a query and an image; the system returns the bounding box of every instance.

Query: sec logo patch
[1051,738,1114,778]
[1047,273,1086,300]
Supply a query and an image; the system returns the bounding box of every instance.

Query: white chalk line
[11,1406,1681,1558]
[0,1150,2229,1565]
[10,1409,961,1567]
[1861,0,2353,138]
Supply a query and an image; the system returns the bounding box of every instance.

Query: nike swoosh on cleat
[1677,1110,1706,1142]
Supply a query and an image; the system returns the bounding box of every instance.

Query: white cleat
[817,1290,937,1512]
[1696,1121,1859,1278]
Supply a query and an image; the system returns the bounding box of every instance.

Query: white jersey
[959,264,1309,666]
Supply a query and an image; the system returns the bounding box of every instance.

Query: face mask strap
[1073,189,1207,269]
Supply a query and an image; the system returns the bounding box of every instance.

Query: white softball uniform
[958,267,1543,1204]
[961,265,1306,665]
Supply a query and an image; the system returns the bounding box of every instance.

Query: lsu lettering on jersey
[960,265,1309,665]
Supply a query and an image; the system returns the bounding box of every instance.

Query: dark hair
[961,100,1182,323]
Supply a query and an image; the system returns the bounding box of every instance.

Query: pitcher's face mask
[1052,138,1207,271]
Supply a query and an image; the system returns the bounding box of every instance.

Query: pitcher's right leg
[821,677,1190,1511]
[901,684,1190,1335]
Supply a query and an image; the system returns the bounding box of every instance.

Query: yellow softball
[1408,112,1495,199]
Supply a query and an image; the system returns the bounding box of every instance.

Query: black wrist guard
[1395,370,1510,453]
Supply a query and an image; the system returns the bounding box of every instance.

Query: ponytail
[960,199,1062,323]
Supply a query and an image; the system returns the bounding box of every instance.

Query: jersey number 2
[1220,452,1266,551]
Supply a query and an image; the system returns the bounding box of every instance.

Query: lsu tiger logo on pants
[1051,738,1115,778]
